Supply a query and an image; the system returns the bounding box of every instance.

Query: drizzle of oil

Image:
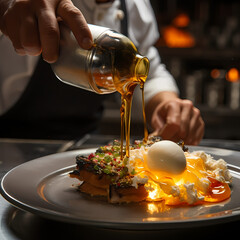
[118,80,137,158]
[141,82,148,143]
[96,45,149,159]
[115,76,148,159]
[107,41,149,159]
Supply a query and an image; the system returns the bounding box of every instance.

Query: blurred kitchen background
[100,0,240,140]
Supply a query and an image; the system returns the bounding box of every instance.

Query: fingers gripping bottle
[52,24,149,94]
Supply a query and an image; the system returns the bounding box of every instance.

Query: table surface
[1,135,240,240]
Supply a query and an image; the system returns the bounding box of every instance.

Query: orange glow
[147,202,170,214]
[162,26,195,48]
[226,68,240,82]
[204,177,231,203]
[211,69,221,79]
[172,13,190,28]
[132,153,231,206]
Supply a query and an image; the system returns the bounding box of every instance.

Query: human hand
[0,0,93,63]
[150,98,205,145]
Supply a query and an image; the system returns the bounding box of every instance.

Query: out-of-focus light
[226,68,240,82]
[172,13,190,28]
[163,26,195,48]
[161,13,195,48]
[211,69,220,79]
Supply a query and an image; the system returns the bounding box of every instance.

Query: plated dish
[1,146,240,230]
[70,138,232,205]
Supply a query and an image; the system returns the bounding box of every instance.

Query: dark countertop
[1,136,240,240]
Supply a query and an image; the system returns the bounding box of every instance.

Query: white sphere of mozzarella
[146,140,186,174]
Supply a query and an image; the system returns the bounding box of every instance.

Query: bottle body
[52,24,149,94]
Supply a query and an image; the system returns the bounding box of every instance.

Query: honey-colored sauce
[162,155,231,205]
[93,63,148,159]
[112,55,149,159]
[205,177,231,203]
[115,78,141,158]
[132,153,231,205]
[141,82,149,143]
[117,78,148,158]
[94,73,116,91]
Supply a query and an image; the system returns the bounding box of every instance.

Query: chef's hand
[147,92,205,145]
[0,0,93,63]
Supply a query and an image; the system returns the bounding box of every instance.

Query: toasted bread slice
[70,152,148,203]
[79,182,108,197]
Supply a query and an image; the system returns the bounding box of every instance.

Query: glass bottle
[51,24,149,94]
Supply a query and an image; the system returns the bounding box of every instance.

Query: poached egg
[146,140,186,174]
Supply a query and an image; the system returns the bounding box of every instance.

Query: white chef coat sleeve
[127,0,179,119]
[0,32,38,115]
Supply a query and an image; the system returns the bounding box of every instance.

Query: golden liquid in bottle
[93,73,115,91]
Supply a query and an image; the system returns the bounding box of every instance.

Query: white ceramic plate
[1,146,240,230]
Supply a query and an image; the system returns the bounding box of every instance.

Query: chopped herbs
[76,138,164,179]
[77,140,127,178]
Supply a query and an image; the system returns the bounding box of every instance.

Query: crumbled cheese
[198,177,211,193]
[170,185,180,197]
[192,151,232,183]
[182,183,204,204]
[126,146,148,175]
[132,175,148,189]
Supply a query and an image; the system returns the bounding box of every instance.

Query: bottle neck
[135,54,149,83]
